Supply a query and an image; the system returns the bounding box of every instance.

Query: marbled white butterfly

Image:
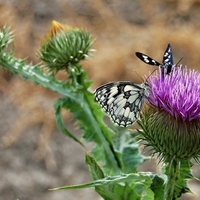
[94,81,149,127]
[135,44,173,75]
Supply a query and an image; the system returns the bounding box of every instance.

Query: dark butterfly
[135,44,173,75]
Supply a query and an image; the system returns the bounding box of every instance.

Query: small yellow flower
[43,21,72,43]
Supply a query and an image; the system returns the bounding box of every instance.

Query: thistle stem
[164,159,180,200]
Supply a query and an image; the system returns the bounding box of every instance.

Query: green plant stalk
[80,97,120,174]
[0,57,73,95]
[67,65,121,174]
[164,159,179,200]
[0,53,120,174]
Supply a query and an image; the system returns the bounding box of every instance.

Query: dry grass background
[0,0,200,199]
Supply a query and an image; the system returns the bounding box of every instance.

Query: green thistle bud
[38,21,94,73]
[138,106,200,162]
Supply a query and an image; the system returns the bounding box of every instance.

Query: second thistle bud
[38,21,93,73]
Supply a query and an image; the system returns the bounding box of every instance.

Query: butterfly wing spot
[113,98,127,116]
[94,81,148,127]
[124,107,130,117]
[107,97,115,106]
[124,85,135,92]
[142,55,151,63]
[127,91,141,104]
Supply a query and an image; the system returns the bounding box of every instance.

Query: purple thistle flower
[147,66,200,121]
[137,60,200,199]
[138,65,200,162]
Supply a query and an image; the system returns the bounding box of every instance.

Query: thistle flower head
[139,66,200,162]
[148,66,200,121]
[38,21,94,73]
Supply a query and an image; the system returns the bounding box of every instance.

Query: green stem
[83,98,120,173]
[164,159,180,200]
[0,54,121,174]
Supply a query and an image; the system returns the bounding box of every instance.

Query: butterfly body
[94,81,148,127]
[135,44,174,75]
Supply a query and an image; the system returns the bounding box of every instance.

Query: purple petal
[147,66,200,121]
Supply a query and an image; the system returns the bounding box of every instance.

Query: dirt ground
[0,0,200,199]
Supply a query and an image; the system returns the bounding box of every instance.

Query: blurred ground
[0,0,200,199]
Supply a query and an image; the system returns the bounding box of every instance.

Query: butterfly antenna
[133,69,157,83]
[176,57,184,66]
[133,70,144,82]
[145,68,158,82]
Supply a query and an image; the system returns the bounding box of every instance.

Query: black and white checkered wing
[94,81,148,127]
